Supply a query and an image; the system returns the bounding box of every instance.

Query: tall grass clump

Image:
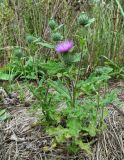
[0,0,124,67]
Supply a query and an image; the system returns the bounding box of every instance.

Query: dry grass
[0,106,123,160]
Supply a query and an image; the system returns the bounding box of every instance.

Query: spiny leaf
[76,140,92,155]
[48,80,71,100]
[41,61,64,75]
[67,118,82,136]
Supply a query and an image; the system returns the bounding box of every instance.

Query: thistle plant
[78,12,95,27]
[28,15,119,154]
[44,37,119,154]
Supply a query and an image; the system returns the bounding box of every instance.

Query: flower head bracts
[55,40,74,53]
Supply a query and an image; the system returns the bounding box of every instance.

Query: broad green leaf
[95,66,113,75]
[48,80,71,100]
[0,109,6,116]
[101,91,118,107]
[67,119,82,136]
[0,109,10,121]
[41,61,64,75]
[48,126,71,143]
[83,123,97,137]
[76,140,92,155]
[67,143,80,154]
[0,71,14,80]
[37,42,54,49]
[71,53,82,62]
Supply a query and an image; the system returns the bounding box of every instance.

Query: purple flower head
[55,40,74,53]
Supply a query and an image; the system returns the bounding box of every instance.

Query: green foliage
[26,35,36,43]
[51,32,63,41]
[8,56,40,80]
[37,42,54,49]
[29,55,118,154]
[76,66,112,95]
[46,71,117,153]
[0,71,14,81]
[14,48,23,59]
[48,19,58,30]
[78,12,95,27]
[102,56,124,78]
[48,80,71,100]
[0,1,14,23]
[29,77,61,124]
[1,0,124,155]
[115,0,124,17]
[0,109,10,121]
[41,61,64,76]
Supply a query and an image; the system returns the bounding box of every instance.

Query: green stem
[100,81,107,128]
[96,86,100,128]
[72,81,76,108]
[115,0,124,17]
[71,52,83,108]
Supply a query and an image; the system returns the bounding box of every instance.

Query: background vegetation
[0,0,124,67]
